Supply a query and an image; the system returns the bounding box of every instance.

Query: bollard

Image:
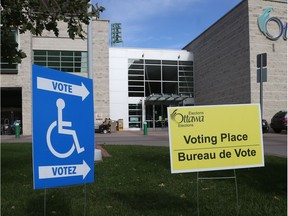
[15,123,20,138]
[143,121,148,135]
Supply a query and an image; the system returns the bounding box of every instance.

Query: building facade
[184,0,287,121]
[109,48,194,130]
[1,20,110,135]
[1,0,287,135]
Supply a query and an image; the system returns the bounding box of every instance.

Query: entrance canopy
[145,94,193,105]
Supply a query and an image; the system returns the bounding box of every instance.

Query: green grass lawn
[1,143,287,216]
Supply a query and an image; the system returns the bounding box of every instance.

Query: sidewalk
[2,130,286,157]
[0,129,170,146]
[1,135,33,143]
[95,130,169,146]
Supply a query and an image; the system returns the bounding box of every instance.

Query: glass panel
[179,76,193,81]
[129,64,144,70]
[128,81,144,86]
[179,66,193,71]
[145,59,161,65]
[179,71,193,76]
[48,56,60,61]
[162,60,177,65]
[34,62,46,66]
[128,75,144,81]
[179,82,193,87]
[34,56,46,61]
[48,62,60,67]
[128,70,144,75]
[179,87,193,94]
[128,86,144,91]
[145,65,161,80]
[163,82,178,94]
[48,51,60,56]
[62,62,74,67]
[61,67,74,72]
[145,82,161,96]
[62,56,73,62]
[179,61,193,66]
[81,52,87,73]
[1,63,18,69]
[128,59,143,64]
[129,104,142,109]
[75,63,81,67]
[145,105,168,128]
[129,117,140,122]
[34,50,46,55]
[128,103,142,128]
[33,50,87,73]
[129,92,144,97]
[61,51,73,56]
[162,66,177,81]
[129,110,142,115]
[74,67,81,73]
[74,52,81,57]
[81,52,87,58]
[129,123,141,128]
[75,57,81,62]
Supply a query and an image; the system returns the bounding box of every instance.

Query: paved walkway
[1,130,286,157]
[0,129,169,145]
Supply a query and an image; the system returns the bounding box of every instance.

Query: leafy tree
[0,0,104,63]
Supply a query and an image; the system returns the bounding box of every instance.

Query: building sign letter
[258,7,287,41]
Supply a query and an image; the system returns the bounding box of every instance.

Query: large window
[128,59,144,97]
[179,61,193,95]
[128,104,142,128]
[1,31,18,74]
[128,59,194,97]
[33,50,88,73]
[128,58,194,129]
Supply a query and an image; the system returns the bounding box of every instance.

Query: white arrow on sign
[37,77,90,101]
[38,160,91,180]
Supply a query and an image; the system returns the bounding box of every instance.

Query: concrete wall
[248,0,287,121]
[33,20,110,127]
[1,31,33,135]
[1,19,109,135]
[184,0,287,122]
[92,20,110,126]
[184,0,251,106]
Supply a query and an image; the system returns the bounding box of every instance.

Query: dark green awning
[145,94,192,105]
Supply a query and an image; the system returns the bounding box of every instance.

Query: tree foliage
[1,0,104,63]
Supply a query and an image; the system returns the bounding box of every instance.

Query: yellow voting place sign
[168,104,264,173]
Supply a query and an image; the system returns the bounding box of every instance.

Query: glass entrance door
[145,105,168,129]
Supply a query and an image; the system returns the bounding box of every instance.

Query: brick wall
[184,1,251,106]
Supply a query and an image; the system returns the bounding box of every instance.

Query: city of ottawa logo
[170,109,204,127]
[258,7,287,41]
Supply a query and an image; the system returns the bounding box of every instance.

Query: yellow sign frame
[168,104,265,173]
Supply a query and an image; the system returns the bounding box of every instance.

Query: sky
[95,0,242,49]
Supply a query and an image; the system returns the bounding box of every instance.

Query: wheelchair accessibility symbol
[47,98,85,158]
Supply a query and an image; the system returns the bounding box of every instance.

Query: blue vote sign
[32,64,94,189]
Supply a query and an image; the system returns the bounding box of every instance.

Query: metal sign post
[197,170,239,216]
[257,53,267,119]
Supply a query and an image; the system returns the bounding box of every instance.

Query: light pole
[87,1,93,79]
